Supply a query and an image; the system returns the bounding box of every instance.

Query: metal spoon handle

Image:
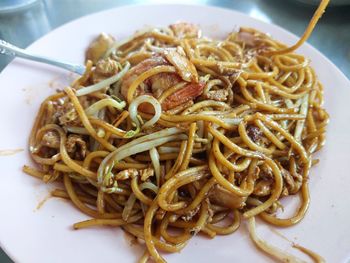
[0,39,86,75]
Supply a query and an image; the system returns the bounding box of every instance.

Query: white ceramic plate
[0,4,349,263]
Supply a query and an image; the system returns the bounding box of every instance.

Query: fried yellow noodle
[24,1,329,262]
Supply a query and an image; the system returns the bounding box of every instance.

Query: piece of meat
[149,72,181,98]
[66,134,87,160]
[115,168,139,180]
[169,22,200,38]
[209,184,247,209]
[259,165,274,181]
[41,131,60,149]
[121,51,198,99]
[203,89,229,102]
[181,206,201,222]
[233,28,271,54]
[121,52,203,112]
[163,48,198,82]
[236,30,257,47]
[121,55,168,99]
[162,82,205,111]
[281,166,302,196]
[165,100,194,115]
[86,33,115,64]
[52,100,80,126]
[253,179,272,196]
[140,167,154,181]
[247,125,262,143]
[92,58,119,83]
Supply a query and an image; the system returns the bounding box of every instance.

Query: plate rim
[0,3,350,262]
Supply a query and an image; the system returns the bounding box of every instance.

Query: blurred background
[0,0,349,261]
[0,0,349,79]
[0,0,350,78]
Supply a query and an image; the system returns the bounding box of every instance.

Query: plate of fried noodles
[0,2,350,263]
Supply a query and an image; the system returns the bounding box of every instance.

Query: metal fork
[0,39,86,75]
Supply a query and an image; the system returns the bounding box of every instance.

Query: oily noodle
[24,1,329,262]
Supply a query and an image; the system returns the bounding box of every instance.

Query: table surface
[0,0,349,262]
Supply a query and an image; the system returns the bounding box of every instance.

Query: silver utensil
[0,39,86,75]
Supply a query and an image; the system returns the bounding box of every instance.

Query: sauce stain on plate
[48,72,76,91]
[22,87,37,105]
[123,231,139,247]
[22,73,76,104]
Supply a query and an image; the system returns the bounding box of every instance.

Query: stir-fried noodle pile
[24,1,329,261]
